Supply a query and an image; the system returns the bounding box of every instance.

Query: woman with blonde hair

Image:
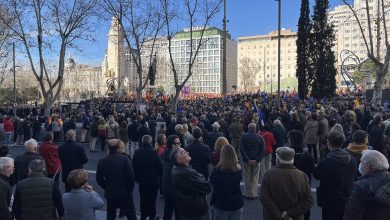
[210,144,243,220]
[212,137,229,166]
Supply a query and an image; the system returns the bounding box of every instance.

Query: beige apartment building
[237,29,297,92]
[328,0,390,85]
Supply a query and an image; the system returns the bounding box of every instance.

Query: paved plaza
[5,141,323,220]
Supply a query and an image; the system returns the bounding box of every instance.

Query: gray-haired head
[24,139,38,152]
[248,123,257,133]
[273,119,282,127]
[29,159,46,173]
[66,129,76,141]
[0,157,14,176]
[360,150,389,175]
[142,135,153,146]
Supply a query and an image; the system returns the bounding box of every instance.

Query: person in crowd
[367,114,385,153]
[51,116,62,143]
[345,122,361,147]
[156,123,166,141]
[32,116,42,141]
[89,116,98,152]
[137,119,151,145]
[171,147,212,220]
[211,137,229,166]
[186,127,211,180]
[96,139,137,220]
[81,115,91,143]
[0,145,10,157]
[16,118,25,145]
[229,116,244,160]
[318,111,329,159]
[107,115,119,140]
[182,124,194,146]
[260,147,313,220]
[62,169,104,220]
[119,121,130,155]
[314,130,357,220]
[155,134,167,156]
[58,130,88,192]
[272,119,286,149]
[288,130,314,220]
[162,135,182,220]
[240,123,265,200]
[304,112,319,163]
[174,124,185,147]
[128,117,140,159]
[97,117,107,152]
[3,116,14,144]
[38,132,61,187]
[23,117,32,141]
[343,150,390,220]
[207,122,224,152]
[210,144,243,220]
[133,135,163,220]
[14,138,43,183]
[0,157,14,220]
[12,159,65,220]
[258,124,276,177]
[344,130,368,179]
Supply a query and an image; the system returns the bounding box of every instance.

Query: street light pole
[277,0,281,108]
[222,0,227,95]
[13,42,16,117]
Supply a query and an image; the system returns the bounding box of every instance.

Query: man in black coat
[185,127,211,180]
[171,147,211,219]
[207,122,224,152]
[314,130,357,220]
[240,123,265,200]
[13,139,43,184]
[96,139,136,220]
[133,135,163,220]
[58,130,88,192]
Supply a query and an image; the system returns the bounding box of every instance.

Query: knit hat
[276,147,295,164]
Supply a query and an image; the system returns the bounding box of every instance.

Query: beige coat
[260,164,313,220]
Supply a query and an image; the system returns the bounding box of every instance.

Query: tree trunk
[171,87,181,114]
[43,98,51,116]
[372,69,386,106]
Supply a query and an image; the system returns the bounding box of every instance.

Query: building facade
[328,0,390,85]
[237,29,297,92]
[60,58,103,102]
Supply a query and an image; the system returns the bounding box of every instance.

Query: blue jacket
[210,167,243,211]
[62,189,104,220]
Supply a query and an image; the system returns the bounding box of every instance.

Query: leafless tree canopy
[99,0,165,97]
[0,0,97,115]
[239,57,262,92]
[0,5,13,86]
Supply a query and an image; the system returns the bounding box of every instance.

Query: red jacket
[38,141,61,175]
[259,131,276,154]
[3,119,13,132]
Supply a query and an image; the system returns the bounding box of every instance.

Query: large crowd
[0,92,390,220]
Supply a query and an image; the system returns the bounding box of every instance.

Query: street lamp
[276,0,281,108]
[12,43,21,117]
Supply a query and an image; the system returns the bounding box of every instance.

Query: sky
[73,0,344,65]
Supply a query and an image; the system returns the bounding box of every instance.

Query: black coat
[272,125,286,148]
[58,141,88,182]
[0,174,12,220]
[210,167,243,211]
[128,122,139,142]
[172,164,211,218]
[14,152,43,183]
[239,131,265,163]
[186,140,211,180]
[161,148,175,195]
[313,149,357,211]
[206,130,224,152]
[294,152,315,183]
[132,144,163,185]
[96,151,135,200]
[343,171,390,220]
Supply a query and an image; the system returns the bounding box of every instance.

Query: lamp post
[276,0,281,108]
[222,0,227,95]
[13,43,16,117]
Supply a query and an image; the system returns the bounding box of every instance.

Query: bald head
[66,130,76,141]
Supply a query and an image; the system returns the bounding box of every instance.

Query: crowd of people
[0,92,390,220]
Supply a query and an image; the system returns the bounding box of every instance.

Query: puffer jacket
[343,171,390,220]
[172,164,211,218]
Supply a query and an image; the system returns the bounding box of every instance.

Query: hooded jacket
[343,171,390,220]
[313,149,357,211]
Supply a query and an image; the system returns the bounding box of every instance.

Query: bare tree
[0,5,12,87]
[161,0,223,110]
[99,0,165,100]
[342,0,390,105]
[239,57,262,92]
[0,0,97,115]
